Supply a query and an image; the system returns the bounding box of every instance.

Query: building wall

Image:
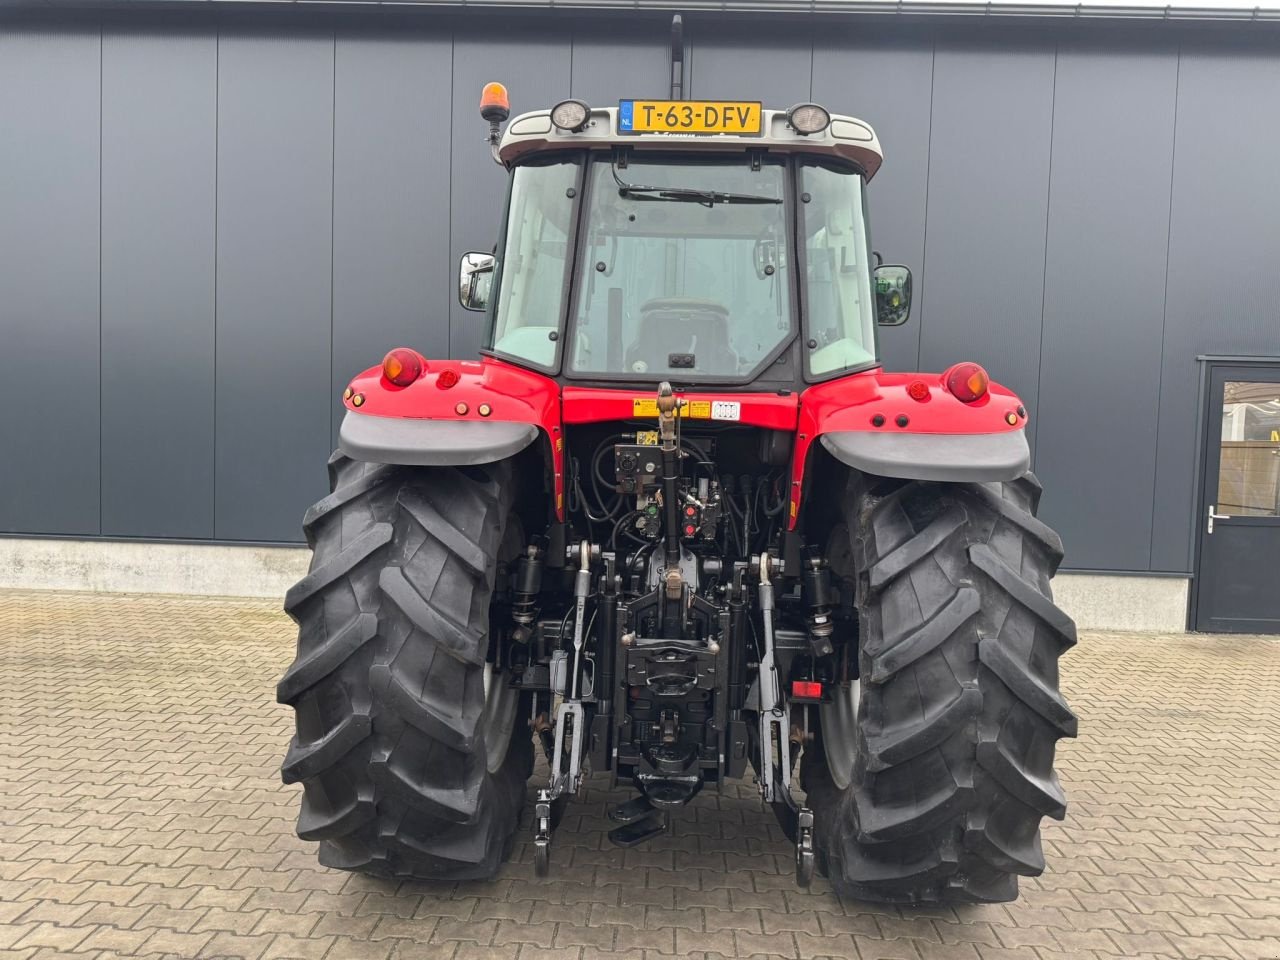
[2,12,1280,573]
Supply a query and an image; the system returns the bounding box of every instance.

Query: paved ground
[0,590,1277,960]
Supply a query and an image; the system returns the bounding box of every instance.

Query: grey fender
[819,429,1030,483]
[338,411,539,466]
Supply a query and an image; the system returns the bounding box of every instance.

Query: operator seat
[624,298,738,375]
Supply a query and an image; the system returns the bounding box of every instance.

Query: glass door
[1193,364,1280,633]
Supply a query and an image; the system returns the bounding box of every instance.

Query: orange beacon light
[480,82,510,123]
[481,82,511,161]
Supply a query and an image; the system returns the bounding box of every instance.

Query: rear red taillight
[436,369,460,389]
[791,680,824,701]
[944,362,989,403]
[382,348,425,387]
[907,380,930,402]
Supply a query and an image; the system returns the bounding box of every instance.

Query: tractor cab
[460,93,911,392]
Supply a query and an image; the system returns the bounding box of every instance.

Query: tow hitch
[607,794,670,847]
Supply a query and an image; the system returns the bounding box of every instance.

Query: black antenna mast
[670,15,685,100]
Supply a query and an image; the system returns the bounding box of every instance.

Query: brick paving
[1,589,1278,960]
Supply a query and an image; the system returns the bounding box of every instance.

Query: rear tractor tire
[802,472,1078,903]
[277,453,533,881]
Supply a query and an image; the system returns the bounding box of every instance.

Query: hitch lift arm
[534,540,596,877]
[754,552,815,887]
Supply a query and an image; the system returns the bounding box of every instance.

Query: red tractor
[279,44,1076,904]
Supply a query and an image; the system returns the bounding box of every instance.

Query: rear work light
[791,680,824,701]
[551,99,591,133]
[944,362,990,403]
[786,103,831,135]
[382,348,424,387]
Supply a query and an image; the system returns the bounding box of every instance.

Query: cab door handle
[1207,505,1231,534]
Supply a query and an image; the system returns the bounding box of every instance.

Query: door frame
[1189,355,1280,631]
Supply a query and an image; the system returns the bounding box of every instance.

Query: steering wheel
[639,297,731,317]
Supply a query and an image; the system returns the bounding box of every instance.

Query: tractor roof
[498,107,883,179]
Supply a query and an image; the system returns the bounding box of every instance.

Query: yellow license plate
[619,100,762,136]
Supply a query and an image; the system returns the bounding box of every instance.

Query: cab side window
[800,162,877,377]
[490,160,579,369]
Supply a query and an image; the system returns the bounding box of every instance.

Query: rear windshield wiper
[612,168,780,208]
[619,184,781,207]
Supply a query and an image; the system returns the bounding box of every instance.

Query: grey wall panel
[100,31,217,539]
[331,32,454,449]
[215,33,335,542]
[1034,44,1177,572]
[812,30,933,374]
[571,29,669,104]
[1154,46,1280,573]
[448,27,572,361]
[918,43,1055,454]
[0,28,101,536]
[8,15,1280,578]
[687,21,813,106]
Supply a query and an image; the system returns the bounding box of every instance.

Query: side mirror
[459,252,495,312]
[874,265,912,326]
